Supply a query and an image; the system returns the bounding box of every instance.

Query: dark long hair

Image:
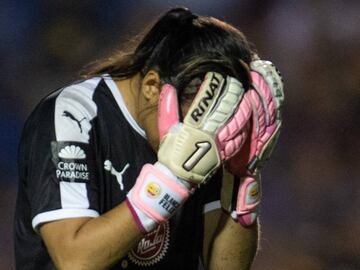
[83,7,255,96]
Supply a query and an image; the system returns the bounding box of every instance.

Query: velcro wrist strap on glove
[235,176,261,226]
[127,163,191,233]
[221,170,261,227]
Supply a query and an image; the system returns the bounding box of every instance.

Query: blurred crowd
[1,1,359,269]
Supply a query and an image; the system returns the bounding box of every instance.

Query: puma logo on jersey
[62,111,87,133]
[104,160,130,190]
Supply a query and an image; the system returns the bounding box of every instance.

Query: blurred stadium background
[1,1,359,269]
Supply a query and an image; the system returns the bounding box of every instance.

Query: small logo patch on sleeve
[51,141,93,183]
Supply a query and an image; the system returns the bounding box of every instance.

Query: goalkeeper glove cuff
[126,162,192,233]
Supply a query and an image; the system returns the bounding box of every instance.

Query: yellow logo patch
[146,182,161,198]
[250,186,259,197]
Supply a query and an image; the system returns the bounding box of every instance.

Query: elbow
[47,238,103,270]
[40,219,105,270]
[51,250,92,270]
[50,241,113,270]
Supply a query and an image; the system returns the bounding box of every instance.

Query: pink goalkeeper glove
[222,59,284,226]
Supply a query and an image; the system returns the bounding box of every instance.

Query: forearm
[41,202,143,270]
[208,212,258,270]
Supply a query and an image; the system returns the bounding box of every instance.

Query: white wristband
[127,163,191,233]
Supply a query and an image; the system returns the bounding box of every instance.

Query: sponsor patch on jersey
[128,221,170,267]
[58,145,86,159]
[51,141,93,183]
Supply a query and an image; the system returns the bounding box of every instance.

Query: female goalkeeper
[14,7,283,270]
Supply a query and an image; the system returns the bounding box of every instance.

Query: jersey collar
[102,74,147,139]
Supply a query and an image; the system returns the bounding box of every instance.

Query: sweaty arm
[202,175,258,270]
[206,211,258,270]
[40,203,142,270]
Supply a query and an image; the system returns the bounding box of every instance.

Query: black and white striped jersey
[14,75,222,270]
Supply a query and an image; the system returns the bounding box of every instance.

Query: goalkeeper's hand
[222,59,284,226]
[127,72,251,232]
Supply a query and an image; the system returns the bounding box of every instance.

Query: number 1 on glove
[127,71,251,233]
[158,72,249,184]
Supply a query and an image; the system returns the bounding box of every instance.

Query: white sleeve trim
[32,209,99,232]
[203,200,221,214]
[55,78,99,143]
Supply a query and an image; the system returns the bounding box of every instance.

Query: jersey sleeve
[22,78,102,232]
[202,168,223,214]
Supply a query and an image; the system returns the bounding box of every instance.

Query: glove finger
[217,93,252,143]
[250,60,284,122]
[184,72,245,136]
[201,76,246,135]
[183,72,225,128]
[225,133,251,177]
[250,70,281,159]
[247,89,266,159]
[247,69,283,172]
[256,126,281,170]
[220,122,250,160]
[158,84,180,141]
[251,70,276,126]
